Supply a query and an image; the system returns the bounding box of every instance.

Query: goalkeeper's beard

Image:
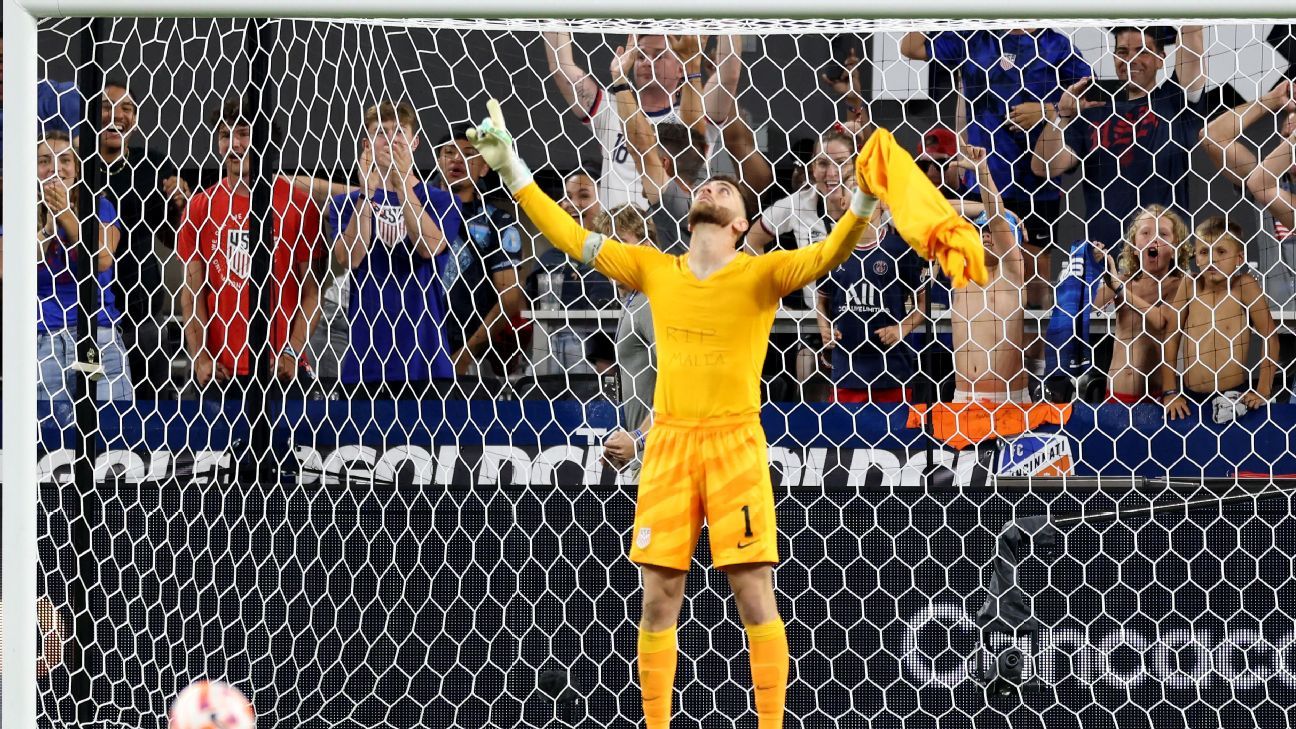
[687,200,739,230]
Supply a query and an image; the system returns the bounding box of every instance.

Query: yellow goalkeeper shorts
[628,414,779,570]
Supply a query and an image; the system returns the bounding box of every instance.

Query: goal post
[6,7,1296,729]
[4,7,43,729]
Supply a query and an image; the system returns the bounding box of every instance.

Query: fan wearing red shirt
[178,93,323,392]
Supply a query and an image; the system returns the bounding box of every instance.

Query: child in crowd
[1162,217,1279,419]
[1093,206,1189,404]
[946,146,1028,402]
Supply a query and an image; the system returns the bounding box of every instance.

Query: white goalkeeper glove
[850,147,878,220]
[850,187,878,220]
[466,99,533,194]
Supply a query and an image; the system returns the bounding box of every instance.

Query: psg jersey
[822,231,925,390]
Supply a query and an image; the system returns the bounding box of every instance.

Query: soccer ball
[168,680,256,729]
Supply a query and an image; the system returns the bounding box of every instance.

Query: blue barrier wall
[18,400,1296,482]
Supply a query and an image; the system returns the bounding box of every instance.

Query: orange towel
[906,402,1072,450]
[855,129,989,287]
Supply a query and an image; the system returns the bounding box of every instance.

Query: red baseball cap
[917,127,958,162]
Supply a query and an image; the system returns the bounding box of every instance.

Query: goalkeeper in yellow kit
[468,99,985,729]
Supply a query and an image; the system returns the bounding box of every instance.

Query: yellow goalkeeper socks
[747,619,789,729]
[638,625,678,729]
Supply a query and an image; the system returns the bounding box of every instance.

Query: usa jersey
[1065,81,1204,246]
[329,184,461,385]
[927,29,1091,201]
[586,87,683,210]
[177,178,321,376]
[823,231,925,390]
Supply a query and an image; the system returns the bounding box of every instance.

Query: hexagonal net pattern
[14,15,1296,729]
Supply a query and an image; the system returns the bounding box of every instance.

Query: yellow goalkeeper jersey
[516,183,869,420]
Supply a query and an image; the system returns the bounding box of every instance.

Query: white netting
[8,15,1296,729]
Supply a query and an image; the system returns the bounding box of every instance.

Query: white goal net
[6,14,1296,729]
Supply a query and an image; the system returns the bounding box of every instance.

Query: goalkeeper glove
[466,99,533,194]
[851,150,878,220]
[850,187,878,220]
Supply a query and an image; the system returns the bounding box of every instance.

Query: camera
[991,647,1023,682]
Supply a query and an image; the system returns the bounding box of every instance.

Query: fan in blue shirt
[903,29,1090,244]
[906,30,1090,205]
[31,131,131,411]
[818,220,927,403]
[330,102,464,397]
[330,148,462,398]
[331,181,461,392]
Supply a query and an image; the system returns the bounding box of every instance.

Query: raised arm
[1033,77,1103,179]
[615,88,667,205]
[768,203,873,296]
[899,31,929,61]
[1174,25,1207,96]
[1245,114,1296,233]
[43,185,118,272]
[512,182,656,289]
[399,180,447,259]
[1091,244,1118,310]
[334,147,381,270]
[1202,99,1266,186]
[1203,82,1291,186]
[723,111,773,203]
[704,35,743,125]
[769,181,875,295]
[96,222,120,273]
[282,174,355,207]
[669,34,708,135]
[610,47,668,206]
[954,74,970,144]
[1091,242,1174,333]
[820,45,866,121]
[544,31,601,120]
[334,196,370,271]
[467,100,657,290]
[857,127,987,287]
[380,139,446,259]
[956,146,1017,264]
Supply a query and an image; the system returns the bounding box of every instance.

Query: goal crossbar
[12,1,1296,19]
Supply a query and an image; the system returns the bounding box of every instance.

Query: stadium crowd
[6,25,1296,442]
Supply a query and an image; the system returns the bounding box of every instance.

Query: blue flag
[1044,240,1105,381]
